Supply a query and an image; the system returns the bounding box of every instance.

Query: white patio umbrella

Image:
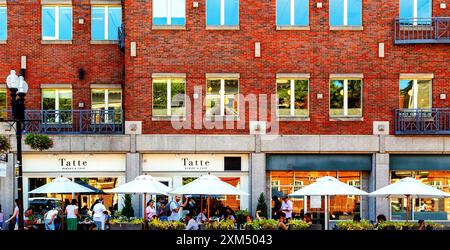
[108,175,171,221]
[289,176,368,230]
[29,177,95,194]
[169,174,249,220]
[369,177,450,222]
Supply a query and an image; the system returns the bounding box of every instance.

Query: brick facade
[1,0,449,135]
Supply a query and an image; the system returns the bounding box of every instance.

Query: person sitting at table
[277,212,289,230]
[185,213,199,230]
[304,213,313,226]
[221,208,236,223]
[24,208,38,230]
[196,208,208,224]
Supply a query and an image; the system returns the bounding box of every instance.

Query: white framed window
[399,79,432,109]
[153,0,186,26]
[329,0,362,27]
[152,78,186,117]
[329,78,362,117]
[0,6,7,41]
[42,5,73,40]
[276,79,309,117]
[206,78,239,117]
[91,89,122,123]
[276,0,309,27]
[293,180,304,192]
[42,89,73,124]
[400,0,432,25]
[206,0,239,26]
[271,180,281,191]
[91,6,122,40]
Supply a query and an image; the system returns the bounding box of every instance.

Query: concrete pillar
[250,153,266,216]
[0,153,15,218]
[361,171,370,220]
[126,152,141,217]
[374,153,390,219]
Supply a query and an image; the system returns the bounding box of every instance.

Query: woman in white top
[44,206,58,230]
[65,199,79,231]
[145,200,156,221]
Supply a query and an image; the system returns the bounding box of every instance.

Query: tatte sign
[142,154,248,172]
[23,154,126,172]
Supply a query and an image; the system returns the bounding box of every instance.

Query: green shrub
[256,193,268,218]
[121,194,135,218]
[24,134,53,151]
[336,220,374,230]
[289,219,311,230]
[219,219,235,230]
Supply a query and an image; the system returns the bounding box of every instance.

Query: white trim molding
[90,84,122,89]
[41,0,72,5]
[206,73,240,79]
[276,73,311,79]
[330,73,364,79]
[90,0,122,5]
[40,84,72,89]
[152,73,187,78]
[399,73,434,79]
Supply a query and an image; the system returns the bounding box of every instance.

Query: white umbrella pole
[303,196,307,214]
[412,197,415,221]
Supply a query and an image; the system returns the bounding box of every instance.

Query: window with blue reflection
[0,7,6,40]
[42,7,56,39]
[153,0,185,26]
[329,0,361,26]
[206,0,221,25]
[207,0,239,26]
[108,7,122,40]
[400,0,431,18]
[224,0,239,26]
[92,7,105,40]
[59,7,72,40]
[417,0,431,18]
[276,0,309,26]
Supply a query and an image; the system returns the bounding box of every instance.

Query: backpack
[165,201,173,217]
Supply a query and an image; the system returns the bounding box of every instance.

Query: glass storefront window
[28,177,120,219]
[269,171,362,220]
[391,171,450,221]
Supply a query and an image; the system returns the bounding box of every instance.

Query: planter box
[110,223,143,230]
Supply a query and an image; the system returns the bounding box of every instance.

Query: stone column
[126,151,141,217]
[374,153,390,219]
[251,153,266,216]
[0,153,15,218]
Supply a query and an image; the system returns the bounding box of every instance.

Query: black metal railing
[395,108,450,135]
[394,17,450,44]
[0,109,124,134]
[118,23,125,52]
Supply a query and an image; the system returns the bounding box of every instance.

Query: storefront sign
[23,154,126,172]
[310,196,321,209]
[143,154,248,172]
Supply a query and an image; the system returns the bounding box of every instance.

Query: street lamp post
[6,70,28,230]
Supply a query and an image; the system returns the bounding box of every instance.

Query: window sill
[41,40,73,45]
[0,40,6,44]
[330,26,364,31]
[206,26,240,31]
[277,117,310,121]
[90,40,118,45]
[276,26,310,31]
[152,116,186,121]
[152,25,186,30]
[329,117,364,121]
[205,116,240,121]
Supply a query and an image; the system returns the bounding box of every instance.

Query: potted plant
[110,216,144,230]
[425,222,445,230]
[288,219,311,230]
[243,221,260,230]
[168,221,186,230]
[256,219,278,230]
[24,134,53,151]
[336,220,374,230]
[235,210,249,229]
[0,135,10,153]
[203,221,220,230]
[378,221,397,230]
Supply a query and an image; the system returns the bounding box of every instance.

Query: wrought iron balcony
[395,108,450,135]
[394,17,450,44]
[1,109,124,134]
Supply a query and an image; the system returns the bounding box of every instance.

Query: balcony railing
[394,108,450,135]
[394,17,450,44]
[1,109,124,134]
